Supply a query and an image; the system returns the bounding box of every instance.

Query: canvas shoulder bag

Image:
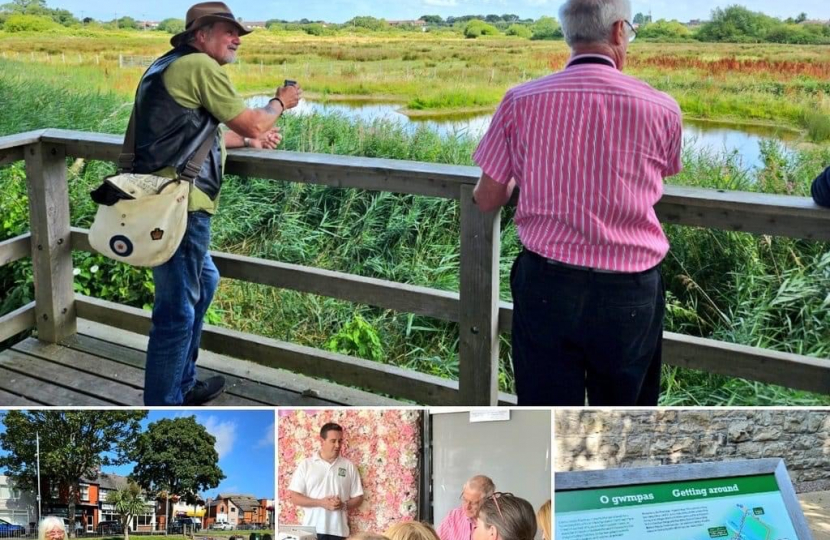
[88,107,217,267]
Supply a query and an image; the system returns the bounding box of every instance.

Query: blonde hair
[348,533,391,540]
[536,500,551,540]
[39,517,65,540]
[384,522,441,540]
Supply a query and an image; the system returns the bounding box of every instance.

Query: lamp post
[36,432,42,525]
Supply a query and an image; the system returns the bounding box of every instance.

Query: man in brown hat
[137,1,302,405]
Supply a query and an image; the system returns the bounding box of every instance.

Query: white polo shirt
[288,453,364,537]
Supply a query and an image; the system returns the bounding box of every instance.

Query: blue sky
[43,0,830,25]
[0,410,275,500]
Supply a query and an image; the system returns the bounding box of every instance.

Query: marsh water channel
[249,96,799,169]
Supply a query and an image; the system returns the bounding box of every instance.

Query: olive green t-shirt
[158,52,247,213]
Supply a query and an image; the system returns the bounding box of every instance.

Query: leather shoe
[183,376,226,405]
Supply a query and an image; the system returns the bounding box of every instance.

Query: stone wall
[556,410,830,483]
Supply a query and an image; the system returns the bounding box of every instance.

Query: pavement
[799,490,830,540]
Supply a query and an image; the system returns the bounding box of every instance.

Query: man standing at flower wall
[288,423,364,540]
[472,0,683,406]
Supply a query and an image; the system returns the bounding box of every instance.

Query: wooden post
[24,142,76,343]
[458,184,501,405]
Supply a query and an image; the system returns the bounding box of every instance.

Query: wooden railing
[1,129,829,404]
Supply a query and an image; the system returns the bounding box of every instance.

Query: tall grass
[1,53,829,405]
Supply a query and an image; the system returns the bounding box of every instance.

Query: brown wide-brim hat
[170,1,251,47]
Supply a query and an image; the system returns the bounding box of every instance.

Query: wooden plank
[60,333,335,406]
[0,233,31,267]
[0,146,24,167]
[225,149,477,199]
[74,295,461,405]
[72,229,462,324]
[76,319,404,406]
[4,345,143,404]
[663,331,830,394]
[40,129,830,240]
[658,186,830,242]
[0,387,41,406]
[40,129,122,162]
[213,251,460,322]
[25,142,76,342]
[0,363,111,406]
[0,130,45,151]
[457,185,500,405]
[0,301,36,343]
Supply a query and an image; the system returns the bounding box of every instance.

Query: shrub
[506,24,532,38]
[3,14,58,32]
[637,19,692,40]
[531,16,561,40]
[463,19,499,39]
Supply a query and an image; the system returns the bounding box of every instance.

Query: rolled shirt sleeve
[473,90,516,185]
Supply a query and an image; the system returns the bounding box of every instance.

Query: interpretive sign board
[555,458,813,540]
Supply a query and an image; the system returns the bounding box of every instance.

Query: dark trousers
[510,250,665,406]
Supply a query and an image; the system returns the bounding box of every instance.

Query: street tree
[129,417,224,531]
[0,411,146,537]
[106,481,147,540]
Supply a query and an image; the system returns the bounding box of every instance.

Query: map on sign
[555,474,803,540]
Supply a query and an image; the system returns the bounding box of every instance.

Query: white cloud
[256,422,275,449]
[202,416,237,460]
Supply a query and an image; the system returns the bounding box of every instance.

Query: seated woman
[472,493,536,540]
[812,165,830,207]
[535,500,551,540]
[385,522,441,540]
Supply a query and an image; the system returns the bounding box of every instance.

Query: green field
[1,31,829,405]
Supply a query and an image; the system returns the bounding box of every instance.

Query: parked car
[61,519,84,536]
[96,521,122,535]
[208,522,233,531]
[170,518,201,534]
[0,519,26,538]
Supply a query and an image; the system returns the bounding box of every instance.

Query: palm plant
[106,481,147,540]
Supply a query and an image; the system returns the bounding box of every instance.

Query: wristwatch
[243,137,251,148]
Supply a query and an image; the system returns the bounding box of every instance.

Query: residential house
[205,495,272,528]
[97,473,156,532]
[153,494,205,530]
[0,476,36,529]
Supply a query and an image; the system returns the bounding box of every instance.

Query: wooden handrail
[1,129,828,403]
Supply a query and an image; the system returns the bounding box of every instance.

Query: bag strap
[118,104,218,184]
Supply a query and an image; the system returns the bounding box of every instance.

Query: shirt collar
[566,53,617,69]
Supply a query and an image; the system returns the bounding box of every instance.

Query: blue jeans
[144,211,219,405]
[510,249,665,406]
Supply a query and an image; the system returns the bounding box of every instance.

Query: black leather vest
[133,45,223,200]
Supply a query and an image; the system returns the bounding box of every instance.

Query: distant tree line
[1,0,828,45]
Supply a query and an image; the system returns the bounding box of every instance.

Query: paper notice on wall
[555,475,801,540]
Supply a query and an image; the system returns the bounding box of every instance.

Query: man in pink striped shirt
[436,476,495,540]
[473,0,682,406]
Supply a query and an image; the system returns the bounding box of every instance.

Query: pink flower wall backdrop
[279,410,421,533]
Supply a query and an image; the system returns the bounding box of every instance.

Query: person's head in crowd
[319,422,344,461]
[535,500,551,540]
[385,521,441,540]
[473,493,536,540]
[461,475,496,519]
[39,517,65,540]
[558,0,635,70]
[348,532,390,540]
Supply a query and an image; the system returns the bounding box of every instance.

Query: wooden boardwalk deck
[0,320,405,407]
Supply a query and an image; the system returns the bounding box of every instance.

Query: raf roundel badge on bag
[151,228,165,241]
[109,235,134,257]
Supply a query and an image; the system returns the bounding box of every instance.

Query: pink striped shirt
[436,507,474,540]
[473,54,683,272]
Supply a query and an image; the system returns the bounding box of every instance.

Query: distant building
[205,494,272,528]
[138,21,160,29]
[242,21,267,30]
[387,19,427,27]
[0,476,36,529]
[153,493,205,530]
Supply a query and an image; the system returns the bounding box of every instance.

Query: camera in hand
[284,79,297,87]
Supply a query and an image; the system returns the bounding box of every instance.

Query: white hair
[558,0,632,46]
[39,517,65,540]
